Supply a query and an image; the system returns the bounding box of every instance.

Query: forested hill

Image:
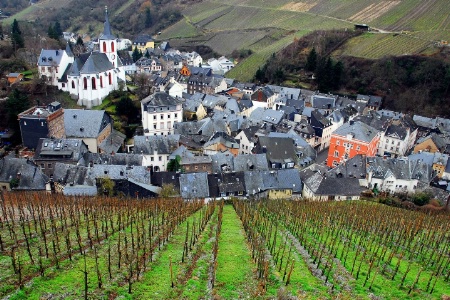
[257,30,450,118]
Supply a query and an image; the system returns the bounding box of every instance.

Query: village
[1,8,450,204]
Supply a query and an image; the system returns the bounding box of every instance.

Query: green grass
[214,205,258,299]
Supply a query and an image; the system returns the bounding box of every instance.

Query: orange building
[327,121,380,167]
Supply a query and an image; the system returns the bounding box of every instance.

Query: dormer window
[80,127,84,132]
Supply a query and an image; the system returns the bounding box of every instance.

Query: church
[37,7,126,108]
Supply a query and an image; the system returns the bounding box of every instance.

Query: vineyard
[1,193,449,299]
[334,32,433,59]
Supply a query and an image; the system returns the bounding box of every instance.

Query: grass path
[214,205,258,299]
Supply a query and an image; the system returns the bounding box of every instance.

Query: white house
[141,92,183,136]
[132,135,180,172]
[183,51,203,67]
[378,124,417,157]
[207,56,234,74]
[37,7,126,108]
[235,126,260,155]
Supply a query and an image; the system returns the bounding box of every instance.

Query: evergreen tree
[305,48,317,72]
[144,8,152,28]
[132,47,141,62]
[54,21,63,38]
[6,89,29,131]
[144,50,150,58]
[333,61,344,90]
[76,36,84,45]
[48,25,57,40]
[11,19,24,49]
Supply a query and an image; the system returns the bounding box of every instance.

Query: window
[91,77,96,90]
[103,42,107,52]
[111,41,115,52]
[167,121,171,128]
[41,163,45,169]
[153,115,157,120]
[151,157,154,161]
[160,114,164,119]
[108,72,112,85]
[194,166,198,170]
[356,146,360,151]
[159,156,162,161]
[153,124,157,129]
[83,77,88,89]
[160,122,164,129]
[62,83,65,88]
[47,67,52,72]
[24,121,27,125]
[174,113,178,118]
[47,163,52,168]
[336,140,340,145]
[100,76,103,88]
[71,80,75,89]
[334,150,339,157]
[167,114,171,119]
[41,122,44,126]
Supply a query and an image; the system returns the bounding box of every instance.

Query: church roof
[80,52,114,74]
[99,7,116,40]
[65,43,74,57]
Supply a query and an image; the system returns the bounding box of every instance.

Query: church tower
[99,6,118,67]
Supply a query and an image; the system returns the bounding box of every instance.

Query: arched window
[83,77,87,90]
[92,77,96,90]
[111,41,115,52]
[108,72,112,85]
[100,76,103,88]
[103,42,107,53]
[71,80,75,89]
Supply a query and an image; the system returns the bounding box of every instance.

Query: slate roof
[98,130,126,154]
[133,135,180,155]
[244,171,264,195]
[80,152,143,167]
[141,92,183,107]
[211,153,234,173]
[169,145,194,160]
[327,154,367,179]
[311,95,336,109]
[413,115,437,129]
[34,138,87,162]
[257,136,297,165]
[385,125,407,140]
[38,49,65,66]
[151,171,181,190]
[64,109,111,138]
[416,133,447,150]
[273,169,302,192]
[249,107,284,125]
[68,54,89,76]
[80,52,114,74]
[0,157,48,190]
[133,34,154,44]
[366,156,432,182]
[234,154,269,172]
[63,185,97,196]
[180,172,209,198]
[352,111,390,131]
[315,177,365,196]
[333,121,379,143]
[99,8,115,40]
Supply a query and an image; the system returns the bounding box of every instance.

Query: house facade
[327,121,380,167]
[141,92,183,136]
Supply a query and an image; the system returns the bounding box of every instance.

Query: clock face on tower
[111,54,116,60]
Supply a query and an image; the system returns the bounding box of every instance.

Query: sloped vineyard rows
[1,194,449,299]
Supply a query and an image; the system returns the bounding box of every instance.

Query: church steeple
[100,6,115,40]
[65,42,74,57]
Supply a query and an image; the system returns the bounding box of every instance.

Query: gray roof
[311,95,336,109]
[211,153,234,173]
[80,52,114,74]
[234,154,269,172]
[413,115,437,129]
[169,145,194,160]
[133,135,180,155]
[34,138,88,162]
[141,92,183,107]
[407,152,435,166]
[249,108,284,125]
[257,136,297,165]
[64,109,111,138]
[38,49,65,66]
[244,171,264,195]
[416,133,447,150]
[80,152,143,167]
[133,34,154,44]
[180,155,212,165]
[333,121,379,143]
[327,154,367,179]
[0,157,48,190]
[316,177,365,196]
[63,185,97,196]
[98,130,126,154]
[180,172,209,198]
[366,156,432,183]
[385,125,407,140]
[99,8,116,40]
[273,169,302,192]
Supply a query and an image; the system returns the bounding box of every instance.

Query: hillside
[257,30,450,118]
[157,0,450,81]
